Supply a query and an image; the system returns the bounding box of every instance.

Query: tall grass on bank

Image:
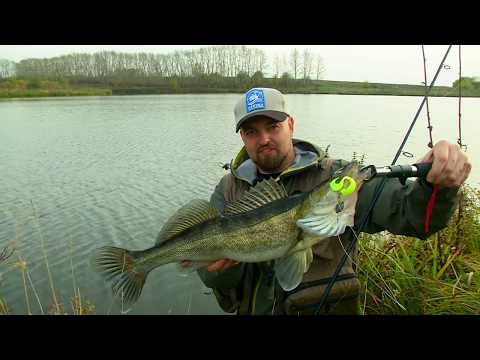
[0,79,111,98]
[0,89,112,98]
[0,202,96,315]
[358,185,480,314]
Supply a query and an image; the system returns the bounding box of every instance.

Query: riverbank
[0,88,112,98]
[0,79,111,98]
[1,78,478,99]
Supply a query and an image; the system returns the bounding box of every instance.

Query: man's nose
[258,131,270,145]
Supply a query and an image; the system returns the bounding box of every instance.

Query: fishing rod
[360,162,432,185]
[313,45,453,315]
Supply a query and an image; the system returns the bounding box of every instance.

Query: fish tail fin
[92,246,149,306]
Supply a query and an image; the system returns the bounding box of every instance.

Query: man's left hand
[418,140,471,188]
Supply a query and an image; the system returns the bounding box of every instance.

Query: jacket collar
[230,139,327,185]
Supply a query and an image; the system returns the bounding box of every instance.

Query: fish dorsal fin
[155,199,220,245]
[224,178,288,216]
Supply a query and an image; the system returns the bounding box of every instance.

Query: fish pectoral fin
[297,213,348,238]
[176,261,212,276]
[274,248,313,291]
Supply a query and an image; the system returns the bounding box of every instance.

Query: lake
[0,94,478,315]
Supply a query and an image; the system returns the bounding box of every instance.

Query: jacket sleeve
[196,175,246,312]
[354,176,460,239]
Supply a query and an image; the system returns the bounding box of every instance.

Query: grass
[0,79,111,98]
[357,184,480,314]
[0,88,112,98]
[0,200,96,315]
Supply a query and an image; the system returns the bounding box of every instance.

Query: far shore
[1,78,478,99]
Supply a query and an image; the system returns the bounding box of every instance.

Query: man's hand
[206,259,240,272]
[418,140,471,188]
[180,259,240,272]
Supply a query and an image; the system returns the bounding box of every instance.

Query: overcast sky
[1,45,478,86]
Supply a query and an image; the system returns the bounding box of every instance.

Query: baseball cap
[234,88,290,132]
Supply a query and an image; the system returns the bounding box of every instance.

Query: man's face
[239,116,295,173]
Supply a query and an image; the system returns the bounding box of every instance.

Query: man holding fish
[197,87,471,315]
[93,88,470,315]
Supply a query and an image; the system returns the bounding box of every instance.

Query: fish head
[297,161,369,238]
[329,160,371,195]
[327,160,371,210]
[331,160,371,184]
[308,161,367,203]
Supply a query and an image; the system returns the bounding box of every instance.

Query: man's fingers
[207,259,227,272]
[427,141,449,184]
[426,141,471,187]
[207,259,240,272]
[441,144,460,186]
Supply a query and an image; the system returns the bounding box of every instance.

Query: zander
[92,161,369,306]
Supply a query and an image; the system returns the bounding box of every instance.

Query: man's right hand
[206,259,240,272]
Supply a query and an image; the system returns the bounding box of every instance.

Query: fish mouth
[331,161,371,187]
[332,161,360,179]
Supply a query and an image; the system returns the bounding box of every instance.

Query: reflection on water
[0,94,477,314]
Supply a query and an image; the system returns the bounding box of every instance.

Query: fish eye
[333,168,345,178]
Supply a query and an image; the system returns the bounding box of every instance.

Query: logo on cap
[245,89,265,113]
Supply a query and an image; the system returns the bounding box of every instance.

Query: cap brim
[236,110,289,132]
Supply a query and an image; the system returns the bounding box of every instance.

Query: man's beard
[255,151,288,173]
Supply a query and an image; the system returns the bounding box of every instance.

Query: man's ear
[288,117,295,133]
[239,128,246,143]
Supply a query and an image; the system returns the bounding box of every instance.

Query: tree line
[0,46,325,84]
[0,59,15,78]
[452,77,480,90]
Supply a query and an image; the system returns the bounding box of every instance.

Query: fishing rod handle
[411,162,433,178]
[373,162,432,179]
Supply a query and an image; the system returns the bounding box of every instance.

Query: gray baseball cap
[234,88,290,132]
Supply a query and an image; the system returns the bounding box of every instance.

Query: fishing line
[313,45,453,315]
[457,45,465,150]
[422,45,434,149]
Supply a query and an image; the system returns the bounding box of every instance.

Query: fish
[92,161,369,306]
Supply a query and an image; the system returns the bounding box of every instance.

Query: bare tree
[290,48,300,80]
[315,54,326,80]
[302,49,313,81]
[273,55,281,78]
[0,59,16,78]
[255,48,267,75]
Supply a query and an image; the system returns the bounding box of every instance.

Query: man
[197,87,471,315]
